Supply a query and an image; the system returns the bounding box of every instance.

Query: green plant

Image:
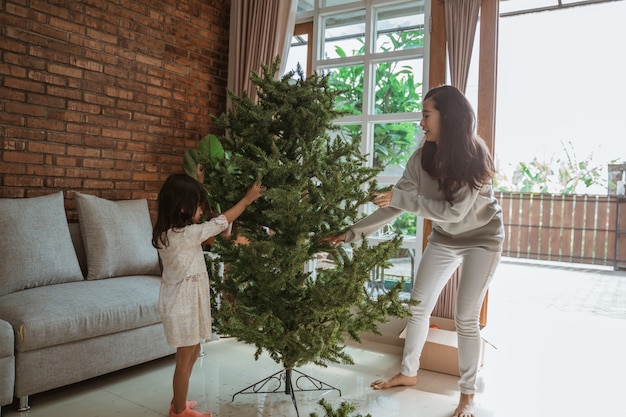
[309,399,372,417]
[183,133,230,212]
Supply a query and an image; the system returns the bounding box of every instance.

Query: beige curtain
[432,0,481,320]
[228,0,297,101]
[444,0,480,93]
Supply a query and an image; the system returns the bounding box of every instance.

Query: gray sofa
[0,192,175,413]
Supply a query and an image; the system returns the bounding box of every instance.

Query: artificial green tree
[202,58,414,414]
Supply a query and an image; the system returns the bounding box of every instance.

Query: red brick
[27,93,66,109]
[0,113,25,127]
[48,63,83,79]
[47,178,83,189]
[4,77,45,93]
[85,27,117,44]
[67,100,101,114]
[3,151,45,164]
[84,158,115,169]
[101,170,131,180]
[26,118,65,132]
[47,132,85,146]
[4,175,44,187]
[66,168,100,179]
[28,140,67,155]
[5,127,46,140]
[67,147,101,158]
[27,165,68,177]
[83,179,115,189]
[53,156,79,167]
[101,149,132,160]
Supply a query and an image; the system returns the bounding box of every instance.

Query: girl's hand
[244,181,266,204]
[196,164,205,184]
[322,233,347,248]
[372,190,393,208]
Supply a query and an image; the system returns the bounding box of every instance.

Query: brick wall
[0,0,231,220]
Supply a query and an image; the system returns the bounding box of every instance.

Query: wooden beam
[477,0,499,155]
[477,0,499,327]
[423,0,447,250]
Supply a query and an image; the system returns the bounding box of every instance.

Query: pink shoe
[169,401,197,412]
[169,406,212,417]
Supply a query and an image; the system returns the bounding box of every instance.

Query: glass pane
[339,123,361,143]
[376,2,425,52]
[374,58,423,114]
[368,248,414,299]
[374,122,421,175]
[321,9,366,59]
[324,65,364,115]
[297,0,314,13]
[500,0,558,14]
[323,0,359,7]
[285,34,308,76]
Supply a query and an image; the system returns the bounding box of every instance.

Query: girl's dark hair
[152,173,209,249]
[420,85,495,202]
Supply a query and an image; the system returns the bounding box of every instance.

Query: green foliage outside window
[494,141,613,194]
[326,30,424,236]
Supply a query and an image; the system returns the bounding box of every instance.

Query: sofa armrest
[0,319,15,407]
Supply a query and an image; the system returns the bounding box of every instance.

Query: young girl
[152,165,265,417]
[324,85,504,417]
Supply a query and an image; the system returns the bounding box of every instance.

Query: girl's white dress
[157,215,229,348]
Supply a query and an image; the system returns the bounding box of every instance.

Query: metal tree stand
[231,367,342,417]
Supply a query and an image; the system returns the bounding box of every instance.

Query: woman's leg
[453,248,500,417]
[372,243,462,389]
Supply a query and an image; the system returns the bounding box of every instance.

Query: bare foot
[370,373,417,390]
[452,393,475,417]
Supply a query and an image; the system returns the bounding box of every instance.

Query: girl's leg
[170,344,201,411]
[452,248,500,417]
[172,344,208,415]
[372,244,461,389]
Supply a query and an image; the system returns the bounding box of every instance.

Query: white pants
[400,243,501,394]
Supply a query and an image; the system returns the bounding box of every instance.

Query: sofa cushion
[0,192,84,296]
[0,276,163,352]
[75,192,160,280]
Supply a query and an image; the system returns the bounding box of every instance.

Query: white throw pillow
[0,192,84,296]
[74,192,160,280]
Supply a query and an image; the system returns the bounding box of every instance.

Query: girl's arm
[222,181,265,224]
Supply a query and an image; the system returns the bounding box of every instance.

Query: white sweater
[345,149,504,252]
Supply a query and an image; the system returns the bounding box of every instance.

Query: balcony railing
[496,192,626,269]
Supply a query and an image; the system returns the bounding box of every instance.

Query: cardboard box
[401,317,486,377]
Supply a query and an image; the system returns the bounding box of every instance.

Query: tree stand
[231,368,342,417]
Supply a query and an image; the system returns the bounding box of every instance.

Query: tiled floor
[4,260,626,417]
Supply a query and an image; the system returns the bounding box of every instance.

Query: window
[286,0,428,297]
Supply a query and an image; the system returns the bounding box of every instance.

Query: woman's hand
[372,190,393,208]
[322,233,347,248]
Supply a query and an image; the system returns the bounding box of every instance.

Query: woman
[325,85,504,417]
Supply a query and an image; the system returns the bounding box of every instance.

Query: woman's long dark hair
[152,173,208,249]
[420,85,495,202]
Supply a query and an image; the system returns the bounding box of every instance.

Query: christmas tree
[203,57,413,374]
